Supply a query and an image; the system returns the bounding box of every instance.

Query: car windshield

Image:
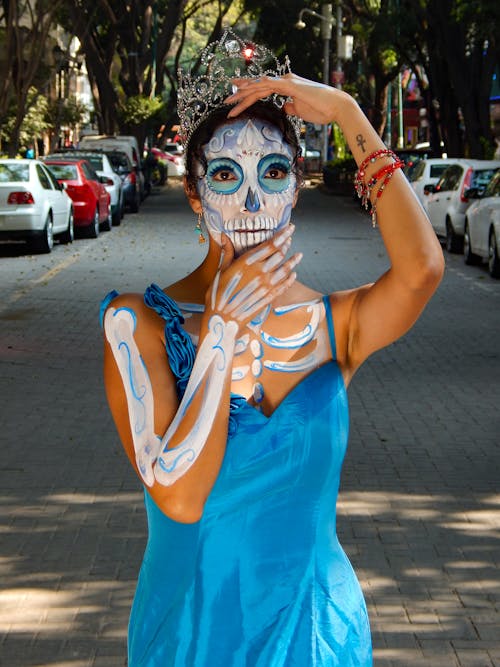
[471,169,497,190]
[483,170,500,197]
[108,153,130,171]
[46,164,78,180]
[0,163,30,182]
[163,144,181,153]
[78,155,103,171]
[429,164,450,178]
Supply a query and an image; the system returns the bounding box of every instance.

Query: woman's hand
[207,224,302,332]
[225,73,344,125]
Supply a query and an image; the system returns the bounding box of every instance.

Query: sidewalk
[0,182,499,666]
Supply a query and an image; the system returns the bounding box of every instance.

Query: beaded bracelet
[354,148,397,208]
[369,160,404,227]
[354,149,403,227]
[357,148,397,177]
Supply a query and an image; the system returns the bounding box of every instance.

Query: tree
[58,1,251,147]
[398,0,498,157]
[0,0,64,156]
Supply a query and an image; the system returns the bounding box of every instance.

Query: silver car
[406,158,458,212]
[463,169,500,278]
[425,159,500,253]
[0,159,74,253]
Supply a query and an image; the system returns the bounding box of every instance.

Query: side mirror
[100,175,114,185]
[423,184,436,195]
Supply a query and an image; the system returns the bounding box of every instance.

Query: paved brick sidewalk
[0,182,499,666]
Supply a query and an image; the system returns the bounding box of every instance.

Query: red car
[43,158,111,237]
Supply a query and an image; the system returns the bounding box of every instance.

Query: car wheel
[32,215,54,253]
[101,203,112,232]
[59,209,74,244]
[112,205,121,226]
[463,222,480,265]
[445,218,463,254]
[488,228,500,278]
[130,192,140,213]
[150,163,167,187]
[89,207,100,238]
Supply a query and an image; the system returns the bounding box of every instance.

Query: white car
[425,159,500,253]
[406,158,458,212]
[79,135,146,201]
[46,150,124,225]
[0,158,74,253]
[463,169,500,278]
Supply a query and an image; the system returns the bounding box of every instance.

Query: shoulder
[101,291,166,341]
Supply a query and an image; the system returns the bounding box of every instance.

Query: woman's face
[196,118,296,256]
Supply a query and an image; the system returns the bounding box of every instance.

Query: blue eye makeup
[258,154,292,194]
[206,158,244,194]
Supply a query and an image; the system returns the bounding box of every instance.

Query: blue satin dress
[102,285,372,666]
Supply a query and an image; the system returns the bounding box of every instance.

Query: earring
[195,212,206,244]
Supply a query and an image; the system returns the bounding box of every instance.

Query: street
[1,179,499,667]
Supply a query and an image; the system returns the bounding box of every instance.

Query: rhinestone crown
[177,29,302,150]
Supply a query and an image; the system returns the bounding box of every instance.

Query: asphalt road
[1,179,499,666]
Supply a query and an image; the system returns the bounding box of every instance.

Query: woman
[102,32,444,667]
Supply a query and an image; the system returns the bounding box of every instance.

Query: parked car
[106,150,141,213]
[463,169,500,278]
[151,146,185,178]
[406,158,459,212]
[46,150,124,226]
[299,140,321,173]
[425,159,500,253]
[396,147,434,172]
[0,158,73,253]
[44,158,111,237]
[79,135,147,201]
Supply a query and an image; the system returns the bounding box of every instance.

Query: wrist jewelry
[354,149,403,227]
[368,160,404,227]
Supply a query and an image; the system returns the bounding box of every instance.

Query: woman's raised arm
[226,75,445,379]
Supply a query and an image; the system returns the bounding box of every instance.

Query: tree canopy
[0,0,497,158]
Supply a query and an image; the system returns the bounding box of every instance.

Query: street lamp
[295,4,334,166]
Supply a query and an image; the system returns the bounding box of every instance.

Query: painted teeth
[224,216,277,233]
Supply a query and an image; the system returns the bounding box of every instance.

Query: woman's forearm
[333,92,445,288]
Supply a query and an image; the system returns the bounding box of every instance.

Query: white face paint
[196,118,296,256]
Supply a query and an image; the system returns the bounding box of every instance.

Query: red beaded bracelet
[369,160,404,227]
[357,148,397,176]
[354,148,403,227]
[354,149,397,209]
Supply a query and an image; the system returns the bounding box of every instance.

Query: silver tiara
[177,29,302,150]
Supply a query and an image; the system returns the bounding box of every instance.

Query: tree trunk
[430,0,494,158]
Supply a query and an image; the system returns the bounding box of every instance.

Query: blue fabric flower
[228,394,247,436]
[144,284,196,397]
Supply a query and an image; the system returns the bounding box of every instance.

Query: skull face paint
[197,119,296,256]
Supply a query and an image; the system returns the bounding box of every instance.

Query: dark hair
[184,101,303,195]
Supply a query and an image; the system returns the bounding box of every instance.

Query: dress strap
[322,295,337,360]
